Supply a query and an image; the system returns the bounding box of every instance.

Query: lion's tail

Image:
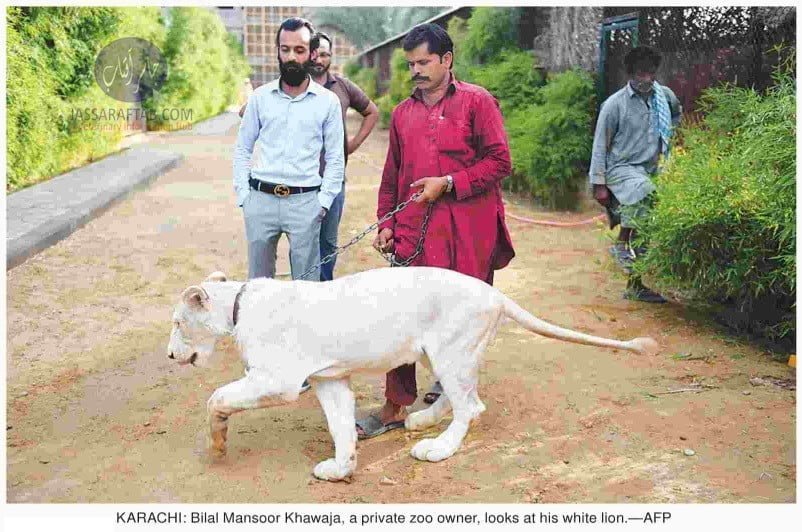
[502,296,658,355]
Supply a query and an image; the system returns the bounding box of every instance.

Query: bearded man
[233,17,345,284]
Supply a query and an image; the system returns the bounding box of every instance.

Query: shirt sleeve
[233,92,261,207]
[343,77,371,114]
[377,111,401,233]
[318,93,345,211]
[588,98,618,186]
[450,92,512,201]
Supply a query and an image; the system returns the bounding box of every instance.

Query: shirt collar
[626,81,658,99]
[324,72,337,88]
[411,72,459,100]
[625,81,638,98]
[267,76,321,98]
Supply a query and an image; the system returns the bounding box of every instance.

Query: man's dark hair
[317,31,332,50]
[624,46,661,75]
[402,23,453,60]
[275,17,319,52]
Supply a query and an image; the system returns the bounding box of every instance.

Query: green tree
[310,7,444,48]
[460,7,521,65]
[143,7,249,129]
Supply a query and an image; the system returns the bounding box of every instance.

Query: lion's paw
[313,458,353,482]
[410,438,454,462]
[209,446,227,462]
[406,410,436,431]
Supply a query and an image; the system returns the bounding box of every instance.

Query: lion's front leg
[207,374,298,459]
[311,378,356,482]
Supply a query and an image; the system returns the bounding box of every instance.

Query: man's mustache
[412,75,430,82]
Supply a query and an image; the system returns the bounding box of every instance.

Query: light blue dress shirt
[589,82,681,205]
[233,77,345,209]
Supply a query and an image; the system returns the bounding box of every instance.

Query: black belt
[249,178,320,197]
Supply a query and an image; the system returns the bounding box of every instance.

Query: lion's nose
[168,352,175,360]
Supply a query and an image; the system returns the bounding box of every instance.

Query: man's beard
[631,79,654,95]
[308,62,329,78]
[279,58,309,87]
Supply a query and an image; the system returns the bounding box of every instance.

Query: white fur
[168,267,658,481]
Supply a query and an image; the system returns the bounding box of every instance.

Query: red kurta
[377,78,515,279]
[376,77,516,407]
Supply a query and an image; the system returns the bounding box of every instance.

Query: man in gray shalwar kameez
[589,46,682,303]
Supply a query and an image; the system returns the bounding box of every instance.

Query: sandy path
[6,115,795,503]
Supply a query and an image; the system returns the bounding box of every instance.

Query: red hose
[505,211,606,227]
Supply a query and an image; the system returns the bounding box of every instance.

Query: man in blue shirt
[590,46,681,303]
[233,18,345,282]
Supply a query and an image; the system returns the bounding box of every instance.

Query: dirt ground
[6,114,795,503]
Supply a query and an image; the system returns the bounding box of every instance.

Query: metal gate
[597,12,639,108]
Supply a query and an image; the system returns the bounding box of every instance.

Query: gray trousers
[242,190,323,281]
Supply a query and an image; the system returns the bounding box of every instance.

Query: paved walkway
[5,112,241,269]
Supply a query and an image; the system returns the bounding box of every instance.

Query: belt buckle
[273,184,290,197]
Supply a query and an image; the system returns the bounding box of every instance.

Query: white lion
[168,268,657,482]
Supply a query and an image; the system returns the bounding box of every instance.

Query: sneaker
[300,380,311,393]
[624,286,667,303]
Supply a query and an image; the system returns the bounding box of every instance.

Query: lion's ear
[205,271,227,282]
[182,286,210,311]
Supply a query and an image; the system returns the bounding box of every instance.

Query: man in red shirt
[356,23,515,438]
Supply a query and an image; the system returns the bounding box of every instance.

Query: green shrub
[144,7,249,130]
[636,58,795,344]
[504,69,595,209]
[387,47,414,104]
[6,7,128,191]
[7,9,59,189]
[16,7,122,99]
[377,48,414,128]
[468,50,544,114]
[7,6,250,191]
[376,94,394,129]
[343,60,361,78]
[446,16,472,81]
[352,67,378,101]
[460,7,521,65]
[639,56,796,347]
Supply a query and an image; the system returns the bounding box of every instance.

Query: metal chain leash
[383,201,434,267]
[295,192,434,280]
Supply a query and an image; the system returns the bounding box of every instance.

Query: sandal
[355,414,405,440]
[423,381,443,404]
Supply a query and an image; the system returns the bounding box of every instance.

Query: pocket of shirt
[438,117,473,154]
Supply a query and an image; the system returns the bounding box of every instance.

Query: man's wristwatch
[445,175,454,193]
